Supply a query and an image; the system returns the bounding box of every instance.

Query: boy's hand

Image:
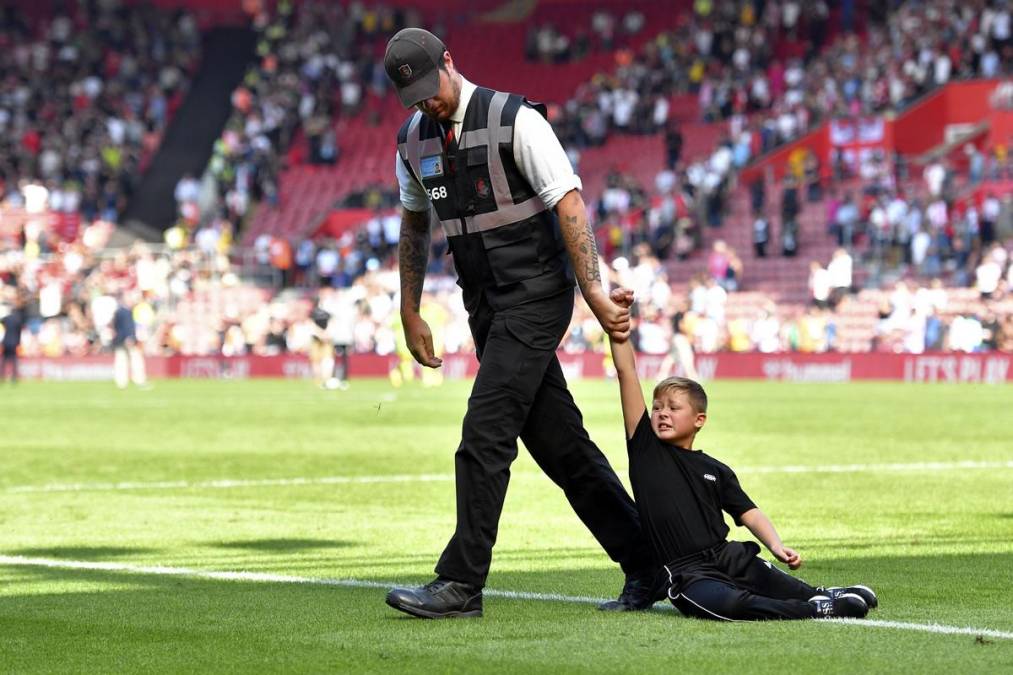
[609,287,634,309]
[586,288,631,341]
[773,546,802,570]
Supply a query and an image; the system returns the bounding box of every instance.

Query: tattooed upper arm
[402,207,429,233]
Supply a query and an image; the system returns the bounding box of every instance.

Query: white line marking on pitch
[737,460,1013,475]
[4,460,1012,494]
[0,555,1010,641]
[1,474,456,494]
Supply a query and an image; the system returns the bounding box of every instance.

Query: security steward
[382,28,656,618]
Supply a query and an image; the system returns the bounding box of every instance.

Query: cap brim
[395,68,439,107]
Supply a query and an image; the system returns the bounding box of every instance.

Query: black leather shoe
[385,578,483,618]
[598,571,661,611]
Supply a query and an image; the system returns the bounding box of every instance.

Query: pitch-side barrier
[14,352,1011,383]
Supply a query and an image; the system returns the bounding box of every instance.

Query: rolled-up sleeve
[512,105,581,210]
[396,151,430,212]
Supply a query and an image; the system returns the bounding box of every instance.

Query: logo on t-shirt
[703,473,717,482]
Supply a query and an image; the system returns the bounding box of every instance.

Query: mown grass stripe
[4,460,1012,494]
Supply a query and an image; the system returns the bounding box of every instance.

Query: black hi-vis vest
[397,86,574,313]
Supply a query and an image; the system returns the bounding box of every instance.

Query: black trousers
[435,291,652,587]
[1,348,17,382]
[666,542,818,621]
[334,344,350,381]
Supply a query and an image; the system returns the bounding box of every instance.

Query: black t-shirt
[627,412,756,565]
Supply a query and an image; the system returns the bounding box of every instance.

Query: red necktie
[442,122,457,173]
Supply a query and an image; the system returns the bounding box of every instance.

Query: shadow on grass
[175,546,615,575]
[1,552,1011,671]
[213,538,355,553]
[11,546,160,559]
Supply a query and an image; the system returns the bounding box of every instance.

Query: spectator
[976,246,1004,299]
[781,217,799,257]
[781,175,800,232]
[1,291,26,383]
[751,305,782,353]
[809,261,832,309]
[112,292,147,389]
[665,123,684,170]
[706,240,730,284]
[174,173,201,222]
[269,237,293,288]
[827,248,853,306]
[753,212,770,258]
[981,192,1000,245]
[924,160,946,199]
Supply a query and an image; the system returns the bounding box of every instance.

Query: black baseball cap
[384,28,447,107]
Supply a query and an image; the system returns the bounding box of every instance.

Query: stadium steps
[243,92,404,245]
[912,121,990,172]
[121,26,257,239]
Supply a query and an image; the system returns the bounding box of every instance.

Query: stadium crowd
[185,0,418,230]
[166,0,1012,290]
[0,1,201,224]
[1,0,1012,365]
[3,232,1013,360]
[550,0,1010,156]
[524,7,648,64]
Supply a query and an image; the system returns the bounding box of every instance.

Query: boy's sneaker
[809,593,869,619]
[818,585,878,609]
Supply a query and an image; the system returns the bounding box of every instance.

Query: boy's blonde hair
[652,377,708,413]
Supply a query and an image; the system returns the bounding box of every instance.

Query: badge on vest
[474,177,491,198]
[420,155,444,178]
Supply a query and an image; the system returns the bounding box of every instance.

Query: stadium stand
[0,1,202,229]
[0,0,1011,364]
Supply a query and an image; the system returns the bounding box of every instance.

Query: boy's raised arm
[739,508,802,570]
[607,288,646,440]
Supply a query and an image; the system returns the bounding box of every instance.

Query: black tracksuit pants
[666,541,819,621]
[435,290,652,587]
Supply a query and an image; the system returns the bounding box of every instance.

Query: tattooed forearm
[564,214,602,291]
[556,192,602,296]
[398,208,431,314]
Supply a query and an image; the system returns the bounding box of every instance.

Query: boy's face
[651,390,706,448]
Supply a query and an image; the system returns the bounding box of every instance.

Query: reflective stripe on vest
[400,94,549,238]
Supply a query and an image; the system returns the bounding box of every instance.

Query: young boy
[608,288,877,621]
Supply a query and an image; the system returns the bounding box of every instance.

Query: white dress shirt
[396,77,581,214]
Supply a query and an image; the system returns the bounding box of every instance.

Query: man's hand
[586,288,630,342]
[772,546,802,570]
[402,313,442,368]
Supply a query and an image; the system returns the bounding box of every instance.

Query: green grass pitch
[1,378,1011,673]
